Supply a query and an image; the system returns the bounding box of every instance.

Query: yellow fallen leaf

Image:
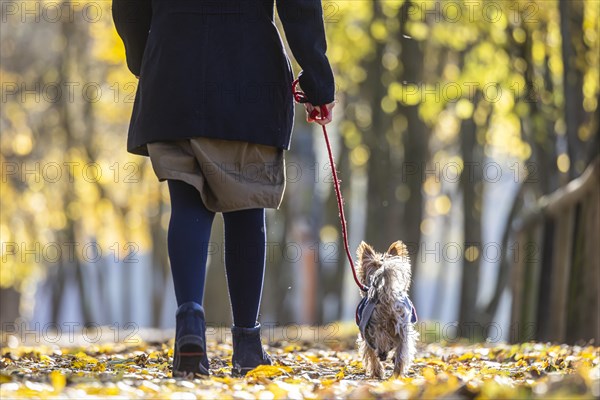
[49,370,66,393]
[300,353,320,363]
[212,376,235,384]
[40,355,53,363]
[246,365,292,379]
[282,377,304,384]
[427,359,447,369]
[457,352,480,362]
[320,378,337,387]
[71,352,99,369]
[84,385,120,396]
[422,366,437,383]
[91,363,106,372]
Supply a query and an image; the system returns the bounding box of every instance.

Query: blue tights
[167,179,266,328]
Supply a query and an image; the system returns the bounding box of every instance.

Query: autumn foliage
[1,331,599,399]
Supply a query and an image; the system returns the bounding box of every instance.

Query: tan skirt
[147,138,286,212]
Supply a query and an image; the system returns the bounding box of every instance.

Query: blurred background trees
[1,0,598,343]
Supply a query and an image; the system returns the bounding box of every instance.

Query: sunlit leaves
[1,0,161,293]
[349,145,370,167]
[1,338,598,399]
[326,0,597,171]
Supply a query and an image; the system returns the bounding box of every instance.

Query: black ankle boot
[173,302,209,377]
[231,323,272,377]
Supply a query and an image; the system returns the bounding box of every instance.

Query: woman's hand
[304,102,335,126]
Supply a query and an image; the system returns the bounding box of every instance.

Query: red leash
[292,80,369,293]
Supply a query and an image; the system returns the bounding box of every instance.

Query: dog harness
[356,292,418,350]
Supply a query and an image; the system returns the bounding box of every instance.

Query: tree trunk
[458,115,483,327]
[363,1,397,253]
[398,1,428,283]
[559,0,586,177]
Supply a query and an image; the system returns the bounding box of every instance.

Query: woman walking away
[112,0,335,377]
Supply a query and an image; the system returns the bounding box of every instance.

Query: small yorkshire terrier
[356,241,418,378]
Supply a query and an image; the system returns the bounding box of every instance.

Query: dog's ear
[357,241,376,264]
[356,241,377,284]
[387,240,410,260]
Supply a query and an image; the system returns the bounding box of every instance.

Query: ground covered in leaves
[1,328,599,399]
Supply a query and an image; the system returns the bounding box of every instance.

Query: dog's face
[356,241,412,293]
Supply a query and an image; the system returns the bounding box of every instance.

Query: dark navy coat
[112,0,335,156]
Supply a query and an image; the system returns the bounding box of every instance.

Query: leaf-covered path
[1,329,598,399]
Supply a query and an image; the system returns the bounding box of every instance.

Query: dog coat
[356,293,418,350]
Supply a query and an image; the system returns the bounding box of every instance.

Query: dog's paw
[392,358,411,377]
[365,361,385,379]
[390,352,403,375]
